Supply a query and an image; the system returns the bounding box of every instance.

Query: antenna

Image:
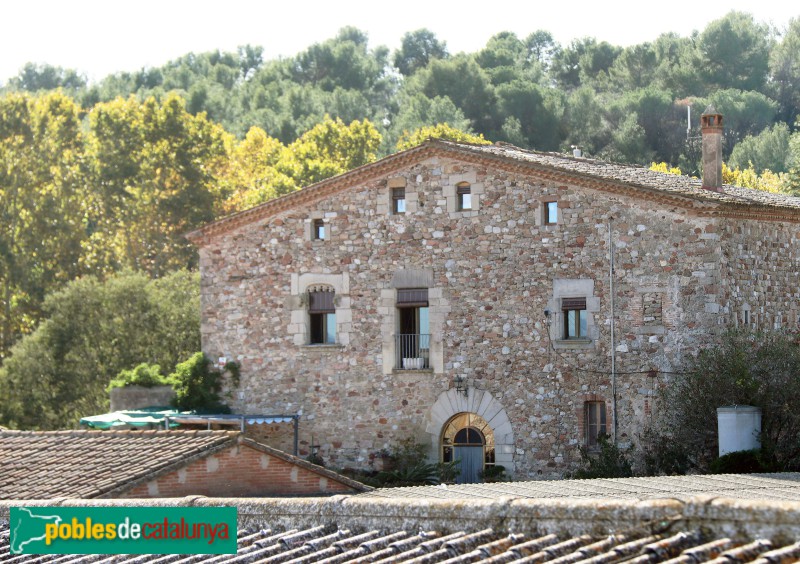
[687,106,691,140]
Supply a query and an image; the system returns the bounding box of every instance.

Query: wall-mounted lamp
[453,375,468,397]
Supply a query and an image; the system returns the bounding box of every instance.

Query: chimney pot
[701,105,724,192]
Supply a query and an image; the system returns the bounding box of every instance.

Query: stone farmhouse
[188,109,800,481]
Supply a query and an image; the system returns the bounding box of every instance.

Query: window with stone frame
[562,297,588,340]
[584,400,607,450]
[313,219,326,241]
[392,187,406,214]
[308,287,336,344]
[456,182,472,211]
[544,200,558,225]
[396,288,430,369]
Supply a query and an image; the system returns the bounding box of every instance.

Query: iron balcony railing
[395,333,431,370]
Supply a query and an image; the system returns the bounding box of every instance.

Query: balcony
[395,334,430,370]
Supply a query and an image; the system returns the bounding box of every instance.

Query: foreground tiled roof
[3,495,800,562]
[0,430,240,499]
[359,472,800,502]
[188,139,800,243]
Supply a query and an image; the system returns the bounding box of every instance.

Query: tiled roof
[3,496,800,562]
[187,139,800,243]
[358,472,800,502]
[0,430,240,499]
[462,141,800,210]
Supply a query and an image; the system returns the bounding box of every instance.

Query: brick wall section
[197,155,800,478]
[118,443,356,498]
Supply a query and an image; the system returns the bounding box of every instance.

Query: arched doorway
[441,412,495,484]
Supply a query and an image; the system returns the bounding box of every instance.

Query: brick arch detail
[426,389,515,472]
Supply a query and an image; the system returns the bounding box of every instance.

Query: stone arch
[426,388,514,473]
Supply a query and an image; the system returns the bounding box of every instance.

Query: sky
[1,0,797,84]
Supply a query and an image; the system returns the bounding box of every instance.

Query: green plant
[377,462,440,487]
[436,460,461,484]
[709,449,772,474]
[571,434,633,479]
[107,363,174,392]
[169,352,237,413]
[478,464,508,482]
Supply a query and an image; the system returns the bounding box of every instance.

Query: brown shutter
[562,297,586,310]
[456,184,471,195]
[309,290,335,313]
[397,288,428,308]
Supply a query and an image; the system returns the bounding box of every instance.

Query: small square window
[457,184,472,211]
[545,201,558,224]
[392,187,406,214]
[313,219,325,240]
[562,297,587,339]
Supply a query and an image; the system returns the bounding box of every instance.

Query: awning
[79,407,182,429]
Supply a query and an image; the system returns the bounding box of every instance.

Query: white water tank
[717,405,761,457]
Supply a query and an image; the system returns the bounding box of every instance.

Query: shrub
[169,352,238,413]
[657,330,800,472]
[107,363,173,391]
[709,449,772,474]
[571,434,633,479]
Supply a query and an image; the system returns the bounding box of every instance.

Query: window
[584,401,607,450]
[392,187,406,214]
[313,219,325,240]
[456,183,472,211]
[544,201,558,224]
[308,288,335,344]
[562,297,587,339]
[396,288,430,369]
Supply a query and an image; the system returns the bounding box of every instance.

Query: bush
[479,465,508,482]
[107,363,174,391]
[657,330,800,472]
[571,434,633,479]
[709,449,772,474]
[169,352,238,413]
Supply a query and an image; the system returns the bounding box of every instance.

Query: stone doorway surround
[426,389,515,475]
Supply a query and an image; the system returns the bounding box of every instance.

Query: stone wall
[198,155,800,478]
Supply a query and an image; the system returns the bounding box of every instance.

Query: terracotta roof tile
[0,430,239,499]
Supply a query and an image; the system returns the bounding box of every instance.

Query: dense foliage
[650,331,800,472]
[0,270,200,429]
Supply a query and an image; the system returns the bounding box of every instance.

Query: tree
[698,11,773,92]
[729,123,792,174]
[0,92,88,360]
[393,29,448,77]
[703,89,778,151]
[5,63,87,93]
[85,94,230,276]
[655,331,800,471]
[396,123,491,151]
[769,18,800,126]
[277,115,381,187]
[495,80,564,150]
[0,270,200,430]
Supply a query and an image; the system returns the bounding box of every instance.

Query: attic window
[313,219,325,240]
[392,187,406,214]
[457,183,472,211]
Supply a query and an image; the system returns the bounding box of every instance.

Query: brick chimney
[701,106,724,192]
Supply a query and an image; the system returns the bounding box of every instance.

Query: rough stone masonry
[188,138,800,479]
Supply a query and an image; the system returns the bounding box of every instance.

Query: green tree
[698,11,773,92]
[277,115,381,187]
[393,29,448,77]
[703,89,778,150]
[410,56,498,134]
[0,270,200,430]
[4,63,87,93]
[0,91,88,360]
[85,94,230,276]
[656,331,800,471]
[769,18,800,126]
[729,123,792,174]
